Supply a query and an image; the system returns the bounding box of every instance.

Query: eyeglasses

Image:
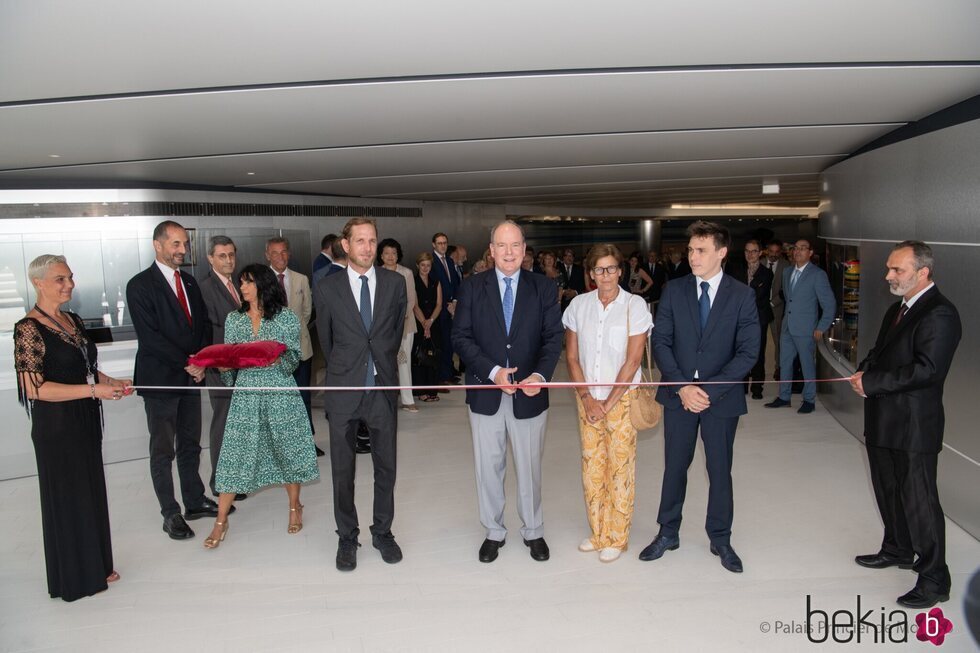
[744,249,760,254]
[592,265,620,276]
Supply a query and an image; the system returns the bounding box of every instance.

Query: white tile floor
[2,360,978,652]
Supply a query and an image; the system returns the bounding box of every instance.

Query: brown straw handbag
[627,297,662,431]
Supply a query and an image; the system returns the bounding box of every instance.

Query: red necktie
[278,272,288,306]
[174,270,192,325]
[226,279,240,306]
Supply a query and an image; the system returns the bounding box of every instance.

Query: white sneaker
[599,547,622,563]
[578,538,597,552]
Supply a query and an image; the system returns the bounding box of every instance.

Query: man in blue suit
[452,221,563,564]
[431,232,461,384]
[765,239,836,414]
[639,221,760,573]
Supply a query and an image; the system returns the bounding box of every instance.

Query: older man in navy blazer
[639,221,759,573]
[766,238,836,414]
[452,220,563,563]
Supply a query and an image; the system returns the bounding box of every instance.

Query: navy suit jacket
[452,269,563,419]
[652,274,760,417]
[431,251,460,306]
[127,264,211,395]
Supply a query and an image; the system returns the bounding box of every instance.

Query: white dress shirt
[155,259,192,318]
[270,265,290,296]
[903,282,935,310]
[563,288,652,399]
[346,264,376,314]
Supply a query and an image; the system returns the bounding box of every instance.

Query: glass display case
[823,241,861,369]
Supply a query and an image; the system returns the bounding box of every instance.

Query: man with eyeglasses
[765,239,835,414]
[730,240,774,399]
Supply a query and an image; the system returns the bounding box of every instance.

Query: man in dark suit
[315,218,407,572]
[730,240,774,399]
[198,235,248,499]
[765,239,835,414]
[430,232,461,384]
[558,248,587,311]
[127,220,220,540]
[643,249,668,307]
[312,233,337,275]
[639,221,759,573]
[850,241,961,609]
[666,247,692,280]
[452,220,563,564]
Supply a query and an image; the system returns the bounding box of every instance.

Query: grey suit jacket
[198,269,241,387]
[314,266,407,413]
[768,258,789,315]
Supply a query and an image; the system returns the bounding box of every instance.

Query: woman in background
[626,251,654,296]
[14,254,131,600]
[411,252,442,403]
[205,264,319,548]
[378,238,419,413]
[563,244,652,563]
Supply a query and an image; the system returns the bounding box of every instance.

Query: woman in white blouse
[378,238,419,412]
[562,243,653,562]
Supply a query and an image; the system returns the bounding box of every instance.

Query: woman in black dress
[13,254,132,602]
[411,252,443,402]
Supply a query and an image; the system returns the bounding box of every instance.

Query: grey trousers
[468,393,547,541]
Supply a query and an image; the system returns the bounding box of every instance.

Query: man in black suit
[729,240,774,399]
[558,248,586,311]
[431,232,461,384]
[452,220,564,563]
[850,241,961,609]
[312,233,337,275]
[639,221,759,573]
[127,220,220,540]
[643,249,668,307]
[315,218,407,571]
[665,247,692,280]
[198,235,247,499]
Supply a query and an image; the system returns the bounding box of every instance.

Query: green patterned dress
[214,309,319,494]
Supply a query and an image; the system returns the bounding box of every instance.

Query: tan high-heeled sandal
[287,504,304,534]
[203,521,228,549]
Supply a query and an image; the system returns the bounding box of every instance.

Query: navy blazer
[652,274,760,417]
[431,251,460,306]
[127,264,211,395]
[452,269,563,419]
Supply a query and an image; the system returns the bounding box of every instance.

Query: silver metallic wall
[819,118,980,540]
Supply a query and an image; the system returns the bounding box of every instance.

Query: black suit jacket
[559,263,587,294]
[127,264,211,395]
[858,286,961,453]
[452,269,563,419]
[198,269,241,387]
[667,259,692,280]
[730,263,774,323]
[314,267,407,414]
[652,274,760,417]
[644,261,668,303]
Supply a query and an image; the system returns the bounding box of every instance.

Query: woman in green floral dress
[204,264,319,549]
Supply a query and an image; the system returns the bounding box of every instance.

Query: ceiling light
[48,154,61,158]
[246,172,256,175]
[762,178,780,195]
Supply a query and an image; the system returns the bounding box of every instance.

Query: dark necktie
[892,303,908,328]
[360,275,374,386]
[277,272,287,306]
[174,270,192,326]
[699,281,710,330]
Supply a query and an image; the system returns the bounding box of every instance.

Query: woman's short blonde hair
[28,254,67,282]
[416,251,434,265]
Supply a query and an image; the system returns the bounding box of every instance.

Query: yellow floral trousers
[576,390,637,550]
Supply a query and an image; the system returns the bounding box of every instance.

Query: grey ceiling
[1,0,979,212]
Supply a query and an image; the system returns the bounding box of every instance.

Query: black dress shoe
[523,537,550,561]
[372,532,403,564]
[855,552,914,569]
[765,397,791,408]
[162,513,194,540]
[751,391,763,400]
[184,497,233,520]
[638,533,679,561]
[711,543,743,573]
[897,586,949,609]
[798,401,815,414]
[355,440,371,454]
[315,445,326,457]
[478,538,505,563]
[336,536,361,572]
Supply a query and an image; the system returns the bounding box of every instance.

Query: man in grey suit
[766,239,836,413]
[315,217,407,572]
[764,240,790,378]
[452,221,563,563]
[198,235,246,500]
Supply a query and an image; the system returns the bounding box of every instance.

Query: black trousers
[867,444,950,594]
[143,393,206,517]
[206,384,233,495]
[657,407,739,545]
[744,318,770,394]
[327,385,397,538]
[293,357,314,435]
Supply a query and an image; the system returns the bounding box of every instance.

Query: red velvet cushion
[188,341,287,369]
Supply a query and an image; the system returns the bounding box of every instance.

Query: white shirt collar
[903,282,935,310]
[347,264,376,282]
[155,259,179,278]
[495,267,520,285]
[695,268,724,290]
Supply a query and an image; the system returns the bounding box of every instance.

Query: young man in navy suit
[639,221,760,573]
